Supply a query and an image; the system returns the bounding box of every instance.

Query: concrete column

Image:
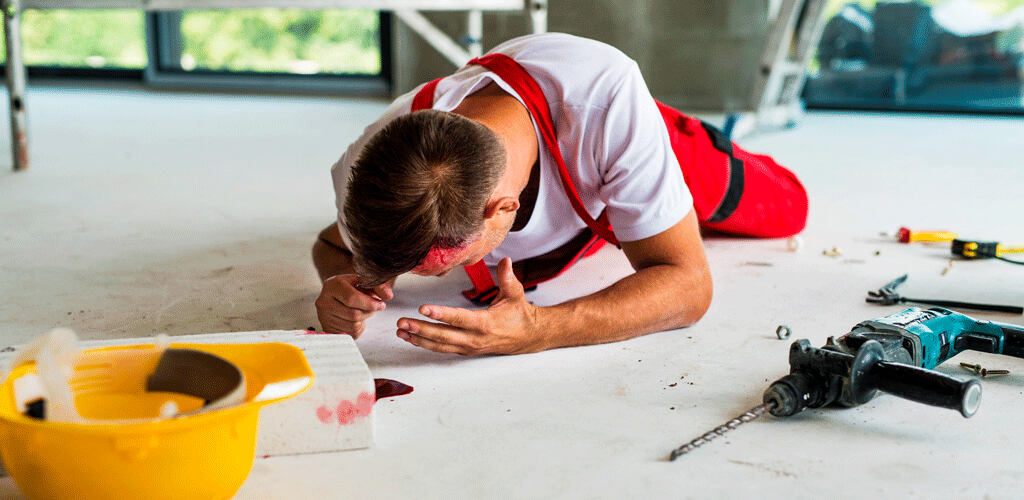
[390,0,769,112]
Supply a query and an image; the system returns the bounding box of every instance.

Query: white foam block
[0,330,375,474]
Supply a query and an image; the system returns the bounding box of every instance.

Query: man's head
[344,109,516,286]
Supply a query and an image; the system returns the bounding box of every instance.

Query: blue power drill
[670,307,1024,459]
[764,307,1024,419]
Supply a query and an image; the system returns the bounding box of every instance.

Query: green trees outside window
[179,9,380,74]
[1,8,381,76]
[2,10,147,68]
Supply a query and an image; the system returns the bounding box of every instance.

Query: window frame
[802,2,1023,116]
[804,97,1024,117]
[6,9,391,95]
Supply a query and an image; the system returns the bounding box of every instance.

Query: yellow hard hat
[0,330,314,500]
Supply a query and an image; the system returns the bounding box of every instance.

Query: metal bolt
[981,369,1010,378]
[822,247,842,257]
[776,325,791,340]
[960,362,982,374]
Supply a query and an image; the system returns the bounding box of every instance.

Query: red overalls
[412,54,808,305]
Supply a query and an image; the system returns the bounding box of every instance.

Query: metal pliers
[867,274,1023,315]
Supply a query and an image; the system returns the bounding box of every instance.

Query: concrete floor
[1,87,1023,498]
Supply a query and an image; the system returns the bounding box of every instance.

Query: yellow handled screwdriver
[897,226,958,243]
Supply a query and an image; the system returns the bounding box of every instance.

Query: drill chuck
[763,372,825,417]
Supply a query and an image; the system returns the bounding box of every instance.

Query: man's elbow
[692,271,713,323]
[670,267,712,330]
[311,227,353,283]
[311,238,333,282]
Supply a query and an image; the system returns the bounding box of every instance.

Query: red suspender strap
[411,77,442,112]
[469,54,619,245]
[461,260,498,304]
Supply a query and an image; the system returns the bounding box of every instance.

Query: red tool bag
[411,54,808,305]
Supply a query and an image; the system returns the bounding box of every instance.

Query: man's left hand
[396,257,549,355]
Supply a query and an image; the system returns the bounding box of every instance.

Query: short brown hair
[343,109,507,286]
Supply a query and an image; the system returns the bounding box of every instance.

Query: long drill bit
[668,401,775,461]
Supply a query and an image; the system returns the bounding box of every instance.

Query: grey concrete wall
[390,1,769,112]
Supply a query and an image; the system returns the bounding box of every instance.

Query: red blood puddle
[374,378,414,400]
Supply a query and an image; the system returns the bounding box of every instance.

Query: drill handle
[867,361,982,418]
[1000,323,1024,359]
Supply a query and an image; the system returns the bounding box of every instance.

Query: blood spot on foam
[336,400,358,425]
[316,405,333,423]
[334,393,374,425]
[314,380,413,426]
[323,393,376,424]
[356,392,374,418]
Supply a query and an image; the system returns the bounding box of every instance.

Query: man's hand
[316,274,394,338]
[396,258,549,355]
[395,210,710,353]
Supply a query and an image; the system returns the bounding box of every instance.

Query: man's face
[411,243,474,277]
[411,216,513,277]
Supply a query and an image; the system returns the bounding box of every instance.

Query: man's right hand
[315,274,394,338]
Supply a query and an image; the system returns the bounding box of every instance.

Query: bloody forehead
[413,243,469,272]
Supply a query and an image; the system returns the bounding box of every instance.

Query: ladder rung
[774,60,805,75]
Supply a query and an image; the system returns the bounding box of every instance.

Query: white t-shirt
[332,33,692,266]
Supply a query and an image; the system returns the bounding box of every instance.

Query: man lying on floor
[312,33,808,355]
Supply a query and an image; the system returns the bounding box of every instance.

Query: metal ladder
[725,0,829,141]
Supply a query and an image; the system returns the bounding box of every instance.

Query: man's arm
[396,209,711,354]
[313,223,356,282]
[540,208,711,347]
